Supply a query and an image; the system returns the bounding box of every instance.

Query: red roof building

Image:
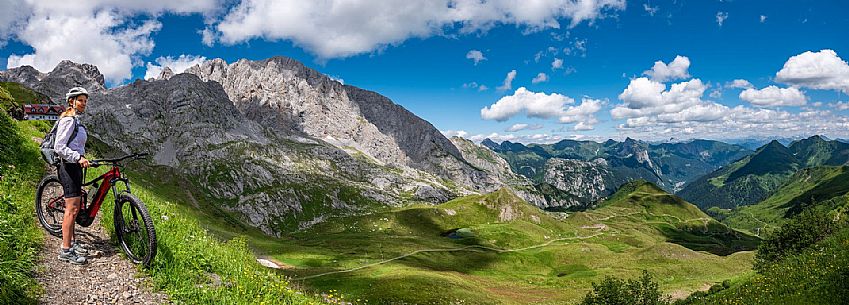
[24,104,65,121]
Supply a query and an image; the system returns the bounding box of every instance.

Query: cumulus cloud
[775,49,849,94]
[739,85,808,107]
[497,70,517,91]
[531,72,549,84]
[143,54,208,80]
[466,49,486,65]
[0,0,30,47]
[727,79,754,89]
[716,11,728,26]
[643,55,690,82]
[833,101,849,111]
[506,123,543,132]
[480,87,601,130]
[6,0,221,84]
[213,0,626,59]
[612,77,706,119]
[760,15,767,23]
[551,57,564,70]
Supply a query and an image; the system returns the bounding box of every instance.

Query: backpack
[40,116,79,165]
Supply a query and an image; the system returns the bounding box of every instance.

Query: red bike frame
[80,166,124,223]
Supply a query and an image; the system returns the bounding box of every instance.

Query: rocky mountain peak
[184,56,497,193]
[1,60,106,104]
[0,65,45,85]
[158,67,175,80]
[481,138,499,150]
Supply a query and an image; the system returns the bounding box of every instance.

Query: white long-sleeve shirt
[53,116,87,163]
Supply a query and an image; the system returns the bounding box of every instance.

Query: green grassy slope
[220,181,759,304]
[683,222,849,305]
[678,141,800,210]
[679,137,849,211]
[0,110,48,304]
[722,166,849,236]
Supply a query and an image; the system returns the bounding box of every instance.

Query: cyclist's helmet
[65,87,89,100]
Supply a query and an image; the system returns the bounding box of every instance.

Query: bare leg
[62,197,81,249]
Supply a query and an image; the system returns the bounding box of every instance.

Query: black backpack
[40,116,79,165]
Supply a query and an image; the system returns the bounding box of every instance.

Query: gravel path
[36,210,169,305]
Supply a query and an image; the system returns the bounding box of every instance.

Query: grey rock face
[449,136,546,207]
[543,158,611,208]
[184,57,498,193]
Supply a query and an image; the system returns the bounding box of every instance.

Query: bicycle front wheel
[114,193,157,267]
[35,175,65,237]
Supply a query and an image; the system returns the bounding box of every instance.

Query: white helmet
[65,87,89,100]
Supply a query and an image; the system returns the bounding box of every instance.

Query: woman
[54,87,91,265]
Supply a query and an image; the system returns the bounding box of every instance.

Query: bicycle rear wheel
[114,193,157,267]
[35,175,65,237]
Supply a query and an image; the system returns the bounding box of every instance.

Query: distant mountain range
[678,135,849,210]
[483,137,752,210]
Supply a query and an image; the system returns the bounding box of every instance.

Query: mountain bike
[35,153,157,267]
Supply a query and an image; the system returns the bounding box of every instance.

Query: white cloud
[775,49,849,94]
[531,72,549,84]
[478,84,489,91]
[739,85,808,107]
[727,79,754,89]
[466,49,486,65]
[468,132,565,144]
[143,54,208,80]
[643,3,659,16]
[497,70,517,91]
[716,11,728,26]
[213,0,626,59]
[612,77,706,118]
[481,87,601,130]
[5,1,221,84]
[709,89,722,99]
[760,15,767,23]
[0,0,30,47]
[482,87,572,121]
[506,123,543,132]
[551,57,564,70]
[642,55,690,82]
[441,130,468,138]
[831,101,849,111]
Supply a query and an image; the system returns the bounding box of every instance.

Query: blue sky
[1,0,848,143]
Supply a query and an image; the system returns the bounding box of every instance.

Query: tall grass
[0,110,46,304]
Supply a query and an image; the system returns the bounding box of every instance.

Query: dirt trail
[36,213,169,305]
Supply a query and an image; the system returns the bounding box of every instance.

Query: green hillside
[721,166,849,236]
[214,181,759,304]
[682,208,849,305]
[678,137,849,211]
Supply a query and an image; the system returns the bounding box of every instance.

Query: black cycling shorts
[58,161,83,198]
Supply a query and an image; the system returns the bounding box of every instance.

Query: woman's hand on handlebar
[79,156,91,168]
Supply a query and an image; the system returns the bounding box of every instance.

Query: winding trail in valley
[287,201,733,282]
[291,231,605,281]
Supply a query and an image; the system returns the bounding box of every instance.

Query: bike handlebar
[90,153,149,167]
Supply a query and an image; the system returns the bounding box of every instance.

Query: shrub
[581,271,669,305]
[754,208,840,272]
